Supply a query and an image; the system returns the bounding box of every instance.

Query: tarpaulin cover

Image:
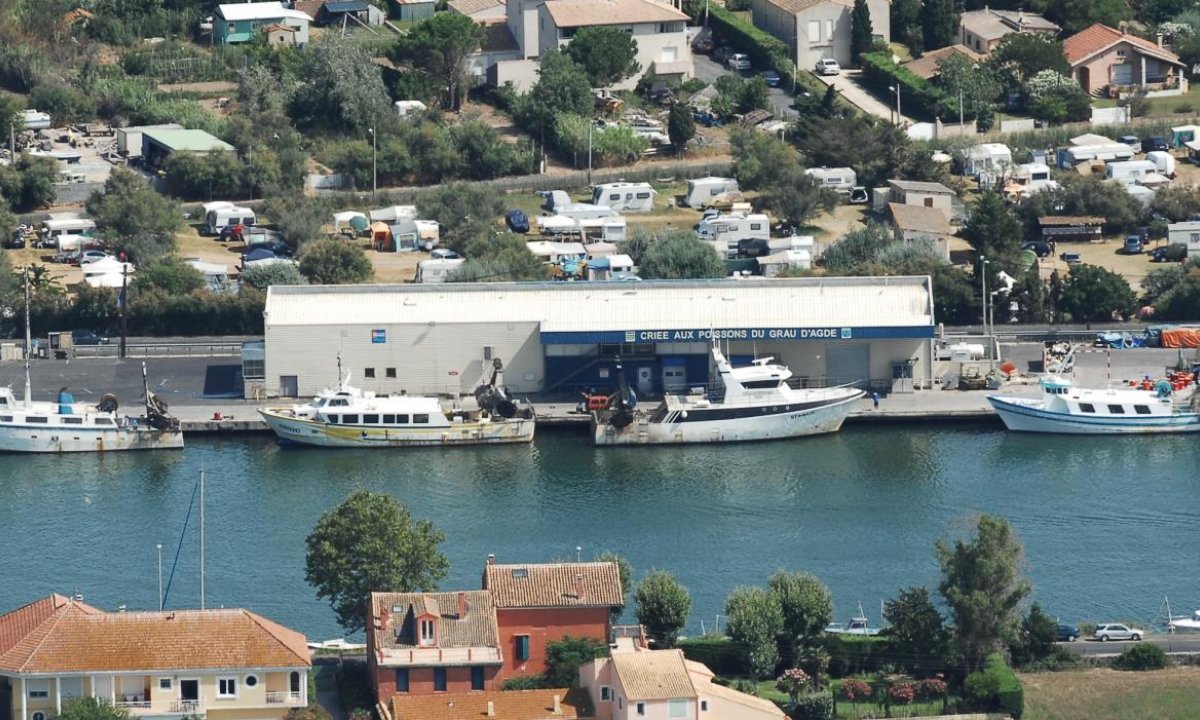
[1161,328,1200,348]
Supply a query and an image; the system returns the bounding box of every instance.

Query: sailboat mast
[23,266,31,407]
[199,467,206,610]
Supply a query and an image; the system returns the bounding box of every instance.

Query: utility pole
[586,120,593,185]
[959,86,964,128]
[980,255,989,348]
[369,126,377,199]
[119,263,128,359]
[247,144,254,203]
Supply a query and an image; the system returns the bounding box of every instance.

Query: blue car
[506,209,530,234]
[761,70,781,87]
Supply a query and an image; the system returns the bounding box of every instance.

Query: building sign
[371,329,386,344]
[540,325,934,345]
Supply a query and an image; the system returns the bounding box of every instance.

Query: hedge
[822,634,891,678]
[859,51,968,123]
[984,652,1024,719]
[678,636,749,677]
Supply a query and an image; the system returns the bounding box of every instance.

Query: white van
[41,217,97,238]
[684,177,740,208]
[415,258,465,283]
[590,182,656,212]
[203,204,256,235]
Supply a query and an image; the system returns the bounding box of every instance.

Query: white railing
[169,700,203,714]
[116,701,151,710]
[265,692,304,705]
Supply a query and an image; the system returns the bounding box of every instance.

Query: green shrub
[823,634,891,678]
[1175,103,1195,114]
[333,661,374,715]
[1114,643,1169,671]
[964,653,1023,718]
[788,692,834,720]
[679,635,749,677]
[501,674,549,690]
[858,52,964,122]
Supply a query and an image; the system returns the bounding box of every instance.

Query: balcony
[380,645,503,667]
[265,692,305,706]
[109,700,202,716]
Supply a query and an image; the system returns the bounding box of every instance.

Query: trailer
[803,167,857,194]
[590,182,656,212]
[41,216,96,238]
[414,258,465,283]
[1056,143,1134,168]
[696,212,770,258]
[203,204,256,235]
[1145,151,1177,178]
[1106,159,1157,184]
[537,214,627,242]
[683,177,740,208]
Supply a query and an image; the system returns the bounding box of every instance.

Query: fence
[54,181,105,205]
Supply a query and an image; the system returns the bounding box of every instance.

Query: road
[813,69,918,126]
[1059,634,1200,657]
[692,54,797,120]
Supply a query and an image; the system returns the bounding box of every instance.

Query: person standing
[872,391,880,410]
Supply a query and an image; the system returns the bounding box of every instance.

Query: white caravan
[683,177,740,208]
[804,167,858,194]
[696,212,770,257]
[591,182,656,212]
[202,202,256,235]
[414,258,466,283]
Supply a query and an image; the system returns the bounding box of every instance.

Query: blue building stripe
[539,326,935,345]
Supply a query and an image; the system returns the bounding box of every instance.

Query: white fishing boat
[259,358,535,448]
[1169,610,1200,632]
[592,342,863,445]
[988,374,1200,435]
[0,274,182,453]
[825,603,882,636]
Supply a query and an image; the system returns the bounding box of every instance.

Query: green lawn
[1022,667,1200,720]
[735,677,951,719]
[1092,84,1200,116]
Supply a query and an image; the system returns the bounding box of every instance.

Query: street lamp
[247,144,253,203]
[888,85,901,126]
[368,126,377,199]
[980,254,990,344]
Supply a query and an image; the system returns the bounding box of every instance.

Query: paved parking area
[813,69,918,126]
[693,53,797,119]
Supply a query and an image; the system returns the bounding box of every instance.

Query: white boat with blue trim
[592,343,864,445]
[988,375,1200,435]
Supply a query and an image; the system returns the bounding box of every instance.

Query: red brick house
[482,557,623,680]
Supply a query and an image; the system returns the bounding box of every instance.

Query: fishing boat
[591,342,863,445]
[824,603,882,636]
[1170,610,1200,632]
[988,368,1200,435]
[0,273,183,453]
[258,358,535,448]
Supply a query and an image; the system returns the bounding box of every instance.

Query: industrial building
[260,278,936,399]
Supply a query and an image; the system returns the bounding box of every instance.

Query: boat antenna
[23,265,31,407]
[161,477,201,608]
[199,466,206,610]
[142,362,150,409]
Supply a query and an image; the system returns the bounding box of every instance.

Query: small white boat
[592,342,863,445]
[825,603,882,636]
[307,638,367,651]
[259,358,535,448]
[1169,610,1200,632]
[988,375,1200,435]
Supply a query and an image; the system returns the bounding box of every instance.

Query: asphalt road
[1059,634,1200,656]
[812,69,918,126]
[0,356,236,407]
[692,53,797,119]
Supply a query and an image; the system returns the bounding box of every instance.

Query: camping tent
[370,221,393,251]
[82,258,134,276]
[84,273,127,288]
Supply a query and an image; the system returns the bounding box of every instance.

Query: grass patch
[1021,666,1200,720]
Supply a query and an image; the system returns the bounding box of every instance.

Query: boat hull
[593,392,862,445]
[259,409,535,447]
[0,425,184,453]
[988,396,1200,435]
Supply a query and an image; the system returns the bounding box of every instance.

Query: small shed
[887,179,955,210]
[1038,215,1104,242]
[395,100,428,119]
[390,0,435,21]
[888,203,953,260]
[318,0,371,25]
[263,23,299,46]
[1171,124,1200,148]
[961,143,1012,176]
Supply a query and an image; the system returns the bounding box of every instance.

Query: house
[141,129,235,171]
[901,44,983,81]
[366,591,502,704]
[888,203,953,261]
[749,0,889,74]
[214,2,312,45]
[0,594,311,720]
[389,688,592,720]
[390,0,435,22]
[448,0,506,22]
[1063,23,1186,96]
[579,647,785,720]
[887,179,955,210]
[473,24,523,87]
[318,0,388,26]
[958,8,1059,55]
[960,143,1013,177]
[262,23,299,45]
[1167,221,1200,255]
[482,556,623,679]
[1038,215,1104,243]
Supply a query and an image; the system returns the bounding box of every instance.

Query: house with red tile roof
[1063,23,1186,96]
[388,688,591,720]
[0,595,310,720]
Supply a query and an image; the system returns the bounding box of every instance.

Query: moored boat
[592,342,863,445]
[258,358,535,448]
[988,374,1200,435]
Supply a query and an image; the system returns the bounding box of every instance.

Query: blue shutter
[516,635,530,661]
[471,666,485,690]
[434,667,447,691]
[394,669,409,693]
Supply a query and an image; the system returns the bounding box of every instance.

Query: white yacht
[592,343,864,445]
[1169,610,1200,632]
[988,375,1200,435]
[259,359,535,448]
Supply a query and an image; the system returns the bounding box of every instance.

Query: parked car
[506,209,531,234]
[431,248,461,260]
[726,53,751,72]
[1142,136,1170,153]
[1118,134,1141,151]
[713,46,733,64]
[816,58,841,76]
[1151,243,1188,262]
[71,329,110,346]
[5,231,25,249]
[51,250,77,264]
[1060,251,1082,265]
[1124,235,1144,254]
[691,27,714,54]
[1022,241,1052,257]
[761,70,781,87]
[1056,624,1080,642]
[1093,623,1144,642]
[76,250,109,265]
[260,240,295,258]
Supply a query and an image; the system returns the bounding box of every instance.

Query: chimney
[380,606,390,630]
[1157,32,1165,48]
[553,694,562,715]
[458,592,468,619]
[575,573,585,600]
[486,701,496,717]
[486,553,496,565]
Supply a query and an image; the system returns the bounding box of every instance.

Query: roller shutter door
[825,343,871,388]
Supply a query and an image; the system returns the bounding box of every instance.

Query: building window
[471,666,485,690]
[158,678,172,690]
[1108,404,1125,414]
[807,20,819,42]
[1079,403,1096,413]
[516,635,531,661]
[386,368,397,378]
[669,699,688,717]
[701,700,708,711]
[244,675,258,688]
[395,669,409,693]
[365,368,375,378]
[33,713,46,720]
[218,678,237,698]
[227,22,236,33]
[637,702,646,716]
[433,668,447,692]
[600,686,611,701]
[1134,405,1152,415]
[413,414,429,424]
[824,19,832,39]
[420,619,435,645]
[27,681,48,699]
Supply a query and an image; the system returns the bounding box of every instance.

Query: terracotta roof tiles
[483,561,623,609]
[390,688,591,720]
[1063,23,1183,68]
[611,649,696,701]
[902,45,984,81]
[372,591,500,651]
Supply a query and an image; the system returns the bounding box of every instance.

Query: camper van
[696,212,770,257]
[683,177,740,208]
[202,202,256,235]
[41,216,97,238]
[590,182,656,212]
[804,167,858,194]
[414,258,466,283]
[1106,160,1157,184]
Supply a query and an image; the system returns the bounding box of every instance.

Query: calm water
[1,425,1196,639]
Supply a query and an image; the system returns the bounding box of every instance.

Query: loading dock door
[825,343,870,388]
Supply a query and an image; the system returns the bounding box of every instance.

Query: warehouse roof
[264,278,934,333]
[142,128,235,153]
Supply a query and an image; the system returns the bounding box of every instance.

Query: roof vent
[512,568,529,578]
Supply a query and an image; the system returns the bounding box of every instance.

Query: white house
[749,0,889,72]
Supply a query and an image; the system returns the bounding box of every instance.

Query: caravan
[414,258,466,283]
[804,167,857,194]
[590,182,656,212]
[41,215,97,238]
[696,212,770,258]
[537,215,627,242]
[202,202,256,235]
[683,177,740,208]
[1106,160,1158,184]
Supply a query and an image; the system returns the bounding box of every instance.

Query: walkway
[814,69,918,126]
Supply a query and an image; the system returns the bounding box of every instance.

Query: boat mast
[199,467,205,610]
[22,266,31,408]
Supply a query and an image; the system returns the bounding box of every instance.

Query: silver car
[1093,623,1144,642]
[816,58,841,76]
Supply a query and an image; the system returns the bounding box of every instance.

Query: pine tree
[891,0,922,50]
[920,0,959,51]
[850,0,874,64]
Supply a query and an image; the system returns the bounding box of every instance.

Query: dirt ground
[1021,666,1200,720]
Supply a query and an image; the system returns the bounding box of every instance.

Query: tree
[936,515,1031,674]
[305,490,449,633]
[638,231,725,279]
[634,570,692,647]
[238,64,290,116]
[961,192,1025,274]
[418,183,505,255]
[1048,269,1065,323]
[667,103,695,154]
[1150,184,1200,222]
[1008,602,1057,668]
[760,170,839,229]
[934,54,1002,117]
[730,128,800,191]
[261,195,328,248]
[293,36,390,132]
[449,233,549,282]
[883,587,949,678]
[241,262,309,290]
[517,51,594,136]
[86,168,181,263]
[987,34,1068,92]
[821,223,893,273]
[850,0,874,63]
[566,27,640,88]
[1155,272,1200,320]
[921,0,959,50]
[1011,270,1049,323]
[133,257,205,296]
[1061,265,1136,322]
[1044,0,1130,34]
[891,0,922,50]
[767,570,833,666]
[725,586,783,680]
[0,154,59,212]
[544,636,609,687]
[298,239,373,285]
[0,93,22,140]
[597,551,633,622]
[450,119,520,180]
[52,697,131,720]
[396,13,485,110]
[932,265,981,325]
[1021,174,1145,236]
